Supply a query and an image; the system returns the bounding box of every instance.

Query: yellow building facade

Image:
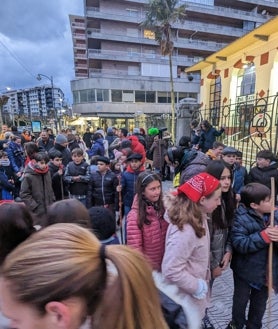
[187,16,278,168]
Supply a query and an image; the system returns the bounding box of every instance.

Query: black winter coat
[230,204,278,290]
[86,170,118,209]
[48,162,68,201]
[64,160,90,195]
[247,161,278,197]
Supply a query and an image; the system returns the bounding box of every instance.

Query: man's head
[212,141,225,158]
[40,131,49,142]
[126,153,142,171]
[97,156,110,173]
[119,128,128,138]
[0,151,8,160]
[55,134,68,147]
[1,125,8,134]
[71,148,84,165]
[256,150,274,168]
[33,152,49,170]
[222,146,238,165]
[49,149,63,167]
[240,183,271,216]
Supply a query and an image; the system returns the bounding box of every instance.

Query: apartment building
[70,0,278,132]
[1,86,64,129]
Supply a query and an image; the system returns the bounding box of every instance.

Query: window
[96,89,109,102]
[158,92,171,103]
[80,90,88,103]
[144,29,155,40]
[111,90,122,102]
[123,90,134,102]
[126,8,138,17]
[237,64,256,97]
[209,76,221,126]
[135,91,145,102]
[135,91,155,103]
[146,91,155,103]
[88,89,95,102]
[236,64,256,137]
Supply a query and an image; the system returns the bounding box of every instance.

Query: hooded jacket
[20,161,55,218]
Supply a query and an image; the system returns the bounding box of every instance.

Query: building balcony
[72,33,86,40]
[73,43,87,50]
[75,63,88,69]
[88,68,200,82]
[74,52,87,59]
[86,2,271,24]
[87,30,227,53]
[88,48,200,66]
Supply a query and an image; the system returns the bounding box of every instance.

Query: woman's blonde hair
[2,223,167,329]
[164,191,205,237]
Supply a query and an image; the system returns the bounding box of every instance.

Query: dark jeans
[231,273,268,329]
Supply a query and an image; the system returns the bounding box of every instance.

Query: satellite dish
[261,9,267,15]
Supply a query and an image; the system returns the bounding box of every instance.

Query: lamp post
[37,73,59,133]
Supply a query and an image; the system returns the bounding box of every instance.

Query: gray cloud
[0,0,83,103]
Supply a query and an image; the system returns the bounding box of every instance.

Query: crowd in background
[0,120,278,329]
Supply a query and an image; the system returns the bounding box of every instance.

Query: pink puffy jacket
[127,195,168,271]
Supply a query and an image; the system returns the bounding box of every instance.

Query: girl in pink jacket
[127,172,168,271]
[162,172,221,329]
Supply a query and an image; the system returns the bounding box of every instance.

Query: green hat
[148,127,159,136]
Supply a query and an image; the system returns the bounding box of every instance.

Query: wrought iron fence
[192,91,278,169]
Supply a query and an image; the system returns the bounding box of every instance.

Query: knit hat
[177,172,220,202]
[133,127,140,134]
[107,127,113,133]
[222,146,238,155]
[55,134,68,145]
[89,206,116,240]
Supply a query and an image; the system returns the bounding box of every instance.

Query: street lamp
[37,73,59,133]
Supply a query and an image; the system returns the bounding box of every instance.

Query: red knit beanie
[177,173,220,202]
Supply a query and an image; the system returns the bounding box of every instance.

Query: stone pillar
[176,99,201,143]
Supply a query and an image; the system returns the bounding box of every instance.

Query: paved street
[209,267,278,329]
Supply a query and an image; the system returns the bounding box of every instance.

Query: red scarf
[28,160,49,174]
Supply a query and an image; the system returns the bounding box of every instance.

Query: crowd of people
[0,120,278,329]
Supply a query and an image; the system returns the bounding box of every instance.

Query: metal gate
[191,91,278,169]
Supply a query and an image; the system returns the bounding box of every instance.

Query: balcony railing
[87,28,228,51]
[88,48,201,65]
[88,68,200,81]
[87,2,273,24]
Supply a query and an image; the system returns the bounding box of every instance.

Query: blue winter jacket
[121,168,143,208]
[230,204,278,291]
[87,139,104,158]
[6,141,24,173]
[198,127,225,153]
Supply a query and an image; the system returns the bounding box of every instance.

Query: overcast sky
[0,0,83,104]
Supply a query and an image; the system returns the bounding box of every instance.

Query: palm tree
[142,0,186,143]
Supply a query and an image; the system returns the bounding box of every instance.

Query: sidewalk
[208,265,278,329]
